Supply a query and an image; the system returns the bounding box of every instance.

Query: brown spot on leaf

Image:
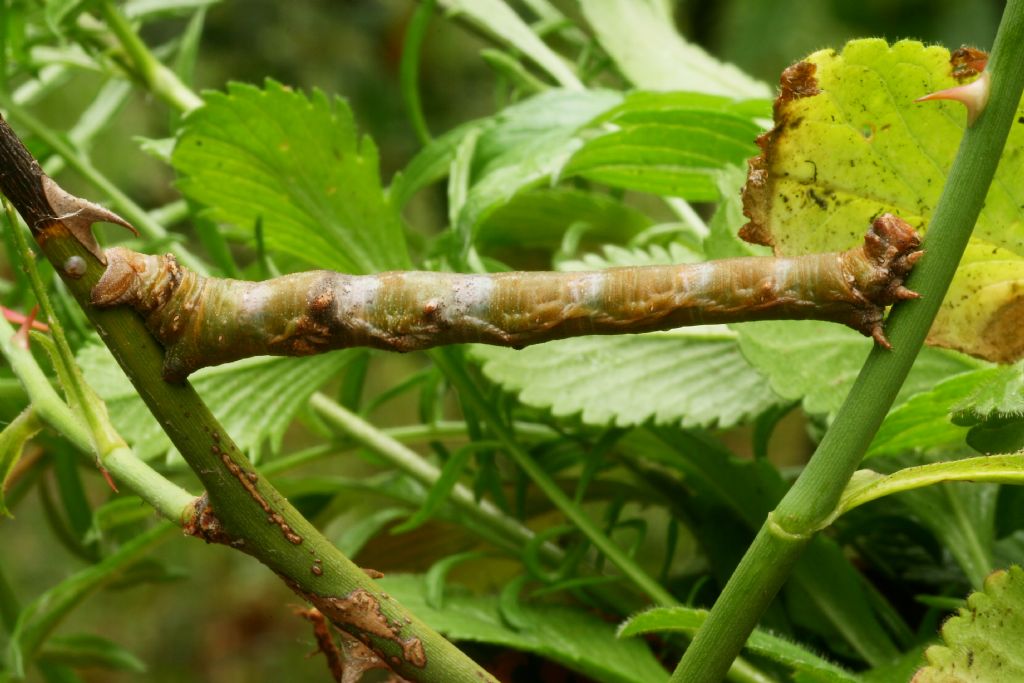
[951,46,988,81]
[741,60,820,248]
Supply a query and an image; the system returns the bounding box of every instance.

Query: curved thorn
[871,325,892,349]
[915,71,991,126]
[894,285,920,300]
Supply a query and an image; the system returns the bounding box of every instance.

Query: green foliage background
[0,1,1017,682]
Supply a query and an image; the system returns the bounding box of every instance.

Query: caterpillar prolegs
[91,215,922,382]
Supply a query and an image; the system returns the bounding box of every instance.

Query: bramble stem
[671,2,1024,680]
[0,120,496,683]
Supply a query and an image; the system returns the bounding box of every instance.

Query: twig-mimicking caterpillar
[91,215,922,382]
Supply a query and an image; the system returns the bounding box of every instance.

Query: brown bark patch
[215,446,303,545]
[182,493,234,545]
[315,588,427,669]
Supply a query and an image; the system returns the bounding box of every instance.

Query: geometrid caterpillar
[92,214,922,382]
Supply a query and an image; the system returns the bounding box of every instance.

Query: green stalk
[0,137,495,683]
[309,391,549,555]
[430,347,676,605]
[429,348,774,683]
[0,203,191,521]
[97,0,204,113]
[671,3,1024,680]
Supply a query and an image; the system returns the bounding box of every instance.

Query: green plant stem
[430,347,677,605]
[400,0,435,145]
[671,3,1024,680]
[430,349,773,683]
[97,0,203,113]
[0,169,495,683]
[309,391,549,555]
[0,311,190,521]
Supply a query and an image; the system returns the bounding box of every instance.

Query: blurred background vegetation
[1,1,1007,681]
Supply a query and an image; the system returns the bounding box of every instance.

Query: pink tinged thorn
[99,464,119,493]
[11,305,40,350]
[2,306,48,332]
[915,71,991,126]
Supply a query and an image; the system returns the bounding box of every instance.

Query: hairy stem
[672,2,1024,681]
[91,215,921,380]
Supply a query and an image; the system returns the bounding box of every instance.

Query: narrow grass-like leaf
[381,574,668,683]
[436,0,582,90]
[619,607,857,683]
[578,0,770,98]
[0,408,41,517]
[38,633,146,673]
[916,565,1024,681]
[392,441,498,534]
[173,80,411,273]
[838,454,1024,519]
[4,523,173,678]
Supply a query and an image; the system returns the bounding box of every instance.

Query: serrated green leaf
[457,90,622,239]
[742,39,1024,362]
[736,321,979,418]
[563,95,763,200]
[917,565,1024,681]
[380,574,668,683]
[868,369,998,458]
[950,361,1024,455]
[619,607,857,683]
[78,343,352,462]
[38,634,146,673]
[475,332,776,429]
[4,524,173,678]
[437,0,582,90]
[578,0,770,98]
[954,360,1024,422]
[478,188,652,251]
[173,80,410,273]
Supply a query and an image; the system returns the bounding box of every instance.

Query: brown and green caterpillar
[91,214,922,382]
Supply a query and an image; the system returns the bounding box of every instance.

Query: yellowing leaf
[742,39,1024,362]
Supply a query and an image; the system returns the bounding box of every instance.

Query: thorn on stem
[2,306,48,332]
[916,71,991,126]
[11,305,39,350]
[98,462,119,493]
[871,325,892,350]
